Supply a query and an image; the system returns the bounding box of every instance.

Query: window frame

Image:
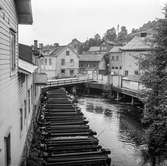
[61,59,65,66]
[9,29,16,75]
[49,58,52,65]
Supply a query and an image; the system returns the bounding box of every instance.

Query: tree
[140,6,167,166]
[117,26,128,43]
[94,33,101,45]
[103,27,117,42]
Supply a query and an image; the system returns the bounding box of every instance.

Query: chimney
[54,43,59,48]
[34,40,38,49]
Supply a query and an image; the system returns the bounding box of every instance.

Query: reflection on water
[78,97,144,166]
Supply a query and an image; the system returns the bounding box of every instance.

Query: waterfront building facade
[41,46,79,79]
[0,1,33,166]
[109,46,123,75]
[121,35,153,77]
[79,54,106,79]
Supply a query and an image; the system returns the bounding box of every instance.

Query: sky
[19,0,167,45]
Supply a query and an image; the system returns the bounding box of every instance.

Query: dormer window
[66,50,70,56]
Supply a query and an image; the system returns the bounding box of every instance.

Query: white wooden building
[41,46,79,79]
[0,1,33,166]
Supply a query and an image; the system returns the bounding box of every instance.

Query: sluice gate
[28,88,111,166]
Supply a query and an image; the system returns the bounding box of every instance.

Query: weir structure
[27,87,111,166]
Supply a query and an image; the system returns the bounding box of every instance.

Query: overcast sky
[19,0,167,45]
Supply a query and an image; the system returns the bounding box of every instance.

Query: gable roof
[49,45,79,57]
[19,44,33,64]
[121,36,152,51]
[79,54,104,62]
[109,46,122,53]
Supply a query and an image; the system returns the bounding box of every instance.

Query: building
[0,1,33,166]
[41,46,79,79]
[18,43,38,161]
[79,54,106,79]
[121,35,153,76]
[109,46,123,75]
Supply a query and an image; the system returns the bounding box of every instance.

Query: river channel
[77,96,144,166]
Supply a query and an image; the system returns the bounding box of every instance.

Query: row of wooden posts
[27,87,111,166]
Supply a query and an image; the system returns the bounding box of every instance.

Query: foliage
[103,27,117,42]
[117,26,128,43]
[140,8,167,166]
[78,34,102,54]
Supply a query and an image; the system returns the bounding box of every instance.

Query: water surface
[77,97,144,166]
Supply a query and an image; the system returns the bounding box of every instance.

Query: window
[66,50,70,55]
[115,67,118,69]
[125,70,128,76]
[111,56,115,61]
[116,56,119,61]
[120,66,122,69]
[70,59,74,66]
[112,67,114,69]
[24,100,27,119]
[61,69,65,74]
[70,70,74,76]
[45,58,47,65]
[28,90,31,113]
[134,70,139,75]
[41,59,44,65]
[10,30,16,72]
[20,108,23,131]
[4,133,11,166]
[49,58,52,65]
[61,59,65,66]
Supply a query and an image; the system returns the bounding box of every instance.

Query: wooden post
[116,92,119,101]
[131,97,134,105]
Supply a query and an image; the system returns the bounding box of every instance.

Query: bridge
[47,76,94,87]
[46,75,145,104]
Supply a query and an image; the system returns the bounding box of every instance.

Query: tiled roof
[109,46,122,53]
[79,54,104,62]
[19,44,33,64]
[50,46,66,56]
[49,45,78,57]
[121,36,152,51]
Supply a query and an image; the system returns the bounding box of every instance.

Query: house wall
[110,52,123,75]
[0,1,34,166]
[122,51,149,76]
[56,48,79,78]
[40,56,57,79]
[18,73,34,155]
[0,0,24,165]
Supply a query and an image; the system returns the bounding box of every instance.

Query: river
[77,96,144,166]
